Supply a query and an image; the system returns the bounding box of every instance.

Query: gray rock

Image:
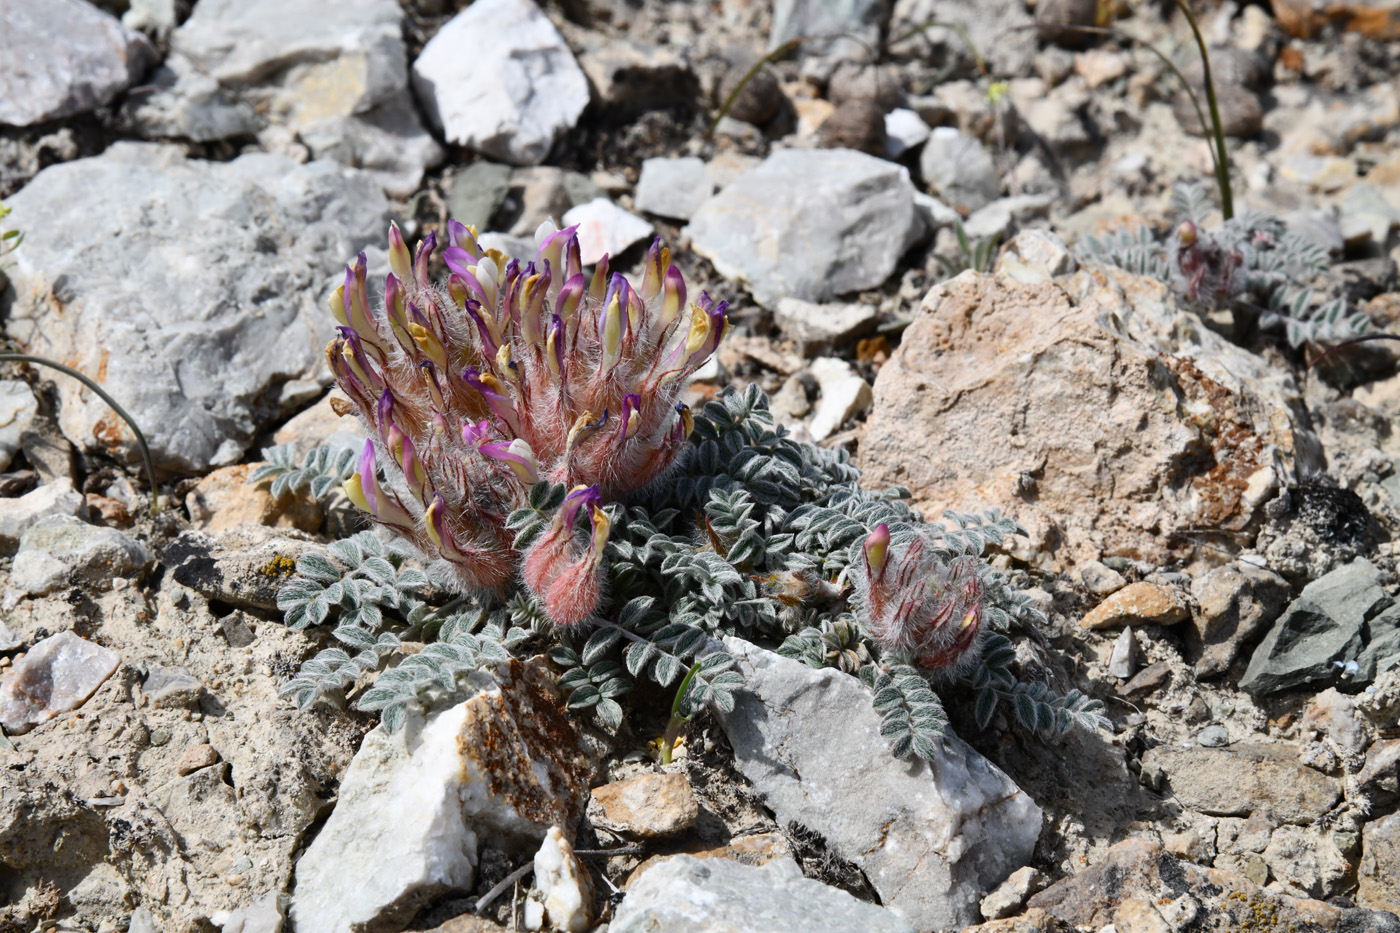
[503,166,575,237]
[0,0,155,127]
[1108,627,1136,679]
[0,480,86,556]
[773,298,879,356]
[290,659,591,933]
[0,381,38,473]
[770,0,893,69]
[1141,744,1341,823]
[0,622,18,652]
[141,666,202,708]
[635,157,714,221]
[961,194,1054,241]
[613,856,916,933]
[1192,562,1290,678]
[1241,559,1392,695]
[1173,85,1263,139]
[920,127,1001,212]
[4,143,389,474]
[0,631,121,735]
[128,0,440,197]
[717,638,1041,931]
[885,107,931,159]
[1080,560,1127,597]
[685,148,921,308]
[163,525,326,611]
[1196,725,1230,747]
[889,0,1036,77]
[10,515,152,597]
[412,0,589,166]
[449,162,513,232]
[1264,825,1347,898]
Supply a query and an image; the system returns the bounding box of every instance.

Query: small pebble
[177,743,220,776]
[149,727,171,746]
[1196,725,1229,747]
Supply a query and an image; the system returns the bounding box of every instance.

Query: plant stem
[659,661,702,765]
[0,353,160,515]
[709,38,802,138]
[1049,24,1221,193]
[1173,0,1234,219]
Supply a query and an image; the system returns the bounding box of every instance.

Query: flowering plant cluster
[270,221,1106,756]
[326,220,725,626]
[1080,182,1368,348]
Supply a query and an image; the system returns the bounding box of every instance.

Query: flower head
[852,527,987,675]
[323,221,725,623]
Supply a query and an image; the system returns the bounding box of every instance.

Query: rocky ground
[4,0,1400,931]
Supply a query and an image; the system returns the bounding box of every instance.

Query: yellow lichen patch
[256,554,297,579]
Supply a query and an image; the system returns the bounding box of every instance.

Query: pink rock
[0,631,120,735]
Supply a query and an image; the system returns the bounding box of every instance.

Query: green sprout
[659,661,703,765]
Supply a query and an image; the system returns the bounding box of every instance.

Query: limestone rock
[561,198,654,266]
[533,826,593,933]
[0,631,120,735]
[1191,563,1290,678]
[0,480,86,556]
[717,638,1041,931]
[1108,627,1137,680]
[589,772,698,838]
[10,515,152,597]
[859,269,1314,569]
[1360,810,1400,913]
[0,381,38,473]
[1081,582,1188,630]
[163,525,326,611]
[1024,838,1396,932]
[889,0,1037,77]
[3,143,389,474]
[920,127,1001,212]
[412,0,589,165]
[128,0,440,196]
[1140,744,1341,823]
[1241,559,1395,695]
[634,157,713,221]
[773,298,880,356]
[290,659,591,933]
[185,463,324,535]
[612,855,917,933]
[0,0,154,126]
[809,357,873,442]
[770,0,893,68]
[685,148,921,308]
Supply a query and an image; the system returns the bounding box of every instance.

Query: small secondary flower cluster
[852,524,986,673]
[325,220,728,625]
[1171,219,1242,306]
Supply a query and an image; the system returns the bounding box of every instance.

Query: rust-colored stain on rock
[456,659,591,837]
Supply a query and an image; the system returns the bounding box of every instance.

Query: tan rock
[177,743,220,776]
[626,832,795,889]
[1114,897,1170,933]
[185,463,322,534]
[1081,582,1188,630]
[589,771,699,838]
[859,268,1313,570]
